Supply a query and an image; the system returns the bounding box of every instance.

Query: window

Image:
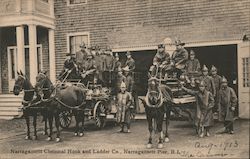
[41,0,48,3]
[67,32,89,54]
[67,0,87,6]
[242,57,249,87]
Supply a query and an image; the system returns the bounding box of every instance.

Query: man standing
[199,65,216,96]
[104,46,115,71]
[217,77,237,134]
[116,82,133,133]
[124,51,135,73]
[114,53,122,72]
[81,52,97,83]
[210,65,222,112]
[182,81,215,137]
[185,50,201,74]
[123,51,138,113]
[76,42,89,71]
[171,40,189,75]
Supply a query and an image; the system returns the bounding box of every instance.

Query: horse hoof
[74,133,78,136]
[146,144,152,149]
[32,136,38,140]
[164,137,170,143]
[79,133,84,137]
[56,138,61,142]
[157,143,163,149]
[47,137,52,141]
[25,136,31,140]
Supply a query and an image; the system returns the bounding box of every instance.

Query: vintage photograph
[0,0,249,158]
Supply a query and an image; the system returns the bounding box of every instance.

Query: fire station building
[0,0,249,119]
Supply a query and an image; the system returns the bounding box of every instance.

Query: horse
[144,73,173,149]
[13,71,48,140]
[35,72,86,142]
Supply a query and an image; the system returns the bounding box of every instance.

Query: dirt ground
[0,117,249,159]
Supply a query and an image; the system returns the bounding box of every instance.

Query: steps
[0,94,23,120]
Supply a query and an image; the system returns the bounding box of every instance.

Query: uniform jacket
[76,50,88,70]
[199,75,216,96]
[94,55,103,72]
[125,57,135,72]
[64,58,76,70]
[116,91,132,123]
[153,51,171,66]
[124,75,134,93]
[211,74,222,95]
[104,55,115,71]
[185,58,201,73]
[183,87,215,127]
[114,60,122,71]
[171,48,189,69]
[217,86,237,122]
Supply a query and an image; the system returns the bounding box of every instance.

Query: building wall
[54,0,250,75]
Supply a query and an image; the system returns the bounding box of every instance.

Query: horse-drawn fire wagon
[58,71,118,129]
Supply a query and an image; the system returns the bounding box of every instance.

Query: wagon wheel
[94,101,106,129]
[59,110,72,129]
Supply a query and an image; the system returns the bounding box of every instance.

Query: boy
[116,82,133,133]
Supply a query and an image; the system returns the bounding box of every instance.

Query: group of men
[60,42,137,133]
[150,39,238,137]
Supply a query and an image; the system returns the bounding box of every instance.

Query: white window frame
[66,32,90,53]
[66,0,87,6]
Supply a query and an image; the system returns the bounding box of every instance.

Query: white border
[66,32,90,53]
[66,0,87,7]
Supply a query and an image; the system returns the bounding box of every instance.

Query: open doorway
[117,50,156,96]
[186,44,238,94]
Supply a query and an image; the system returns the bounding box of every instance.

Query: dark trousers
[224,121,234,131]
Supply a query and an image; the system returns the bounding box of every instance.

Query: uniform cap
[202,65,208,71]
[198,80,205,87]
[210,65,217,72]
[221,76,228,83]
[120,81,126,88]
[190,50,195,55]
[158,44,165,48]
[79,42,86,48]
[126,51,131,56]
[174,40,185,46]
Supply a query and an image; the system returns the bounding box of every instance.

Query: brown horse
[144,74,172,149]
[13,71,48,140]
[35,72,86,142]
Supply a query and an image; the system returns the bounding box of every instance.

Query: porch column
[28,24,38,85]
[49,29,56,83]
[16,25,25,73]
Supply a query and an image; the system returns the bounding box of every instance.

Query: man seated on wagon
[59,53,78,81]
[116,81,133,133]
[171,40,189,77]
[149,44,171,78]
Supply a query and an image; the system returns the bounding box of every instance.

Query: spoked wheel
[95,102,106,129]
[59,110,72,129]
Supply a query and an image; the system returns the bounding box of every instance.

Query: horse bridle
[145,88,163,108]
